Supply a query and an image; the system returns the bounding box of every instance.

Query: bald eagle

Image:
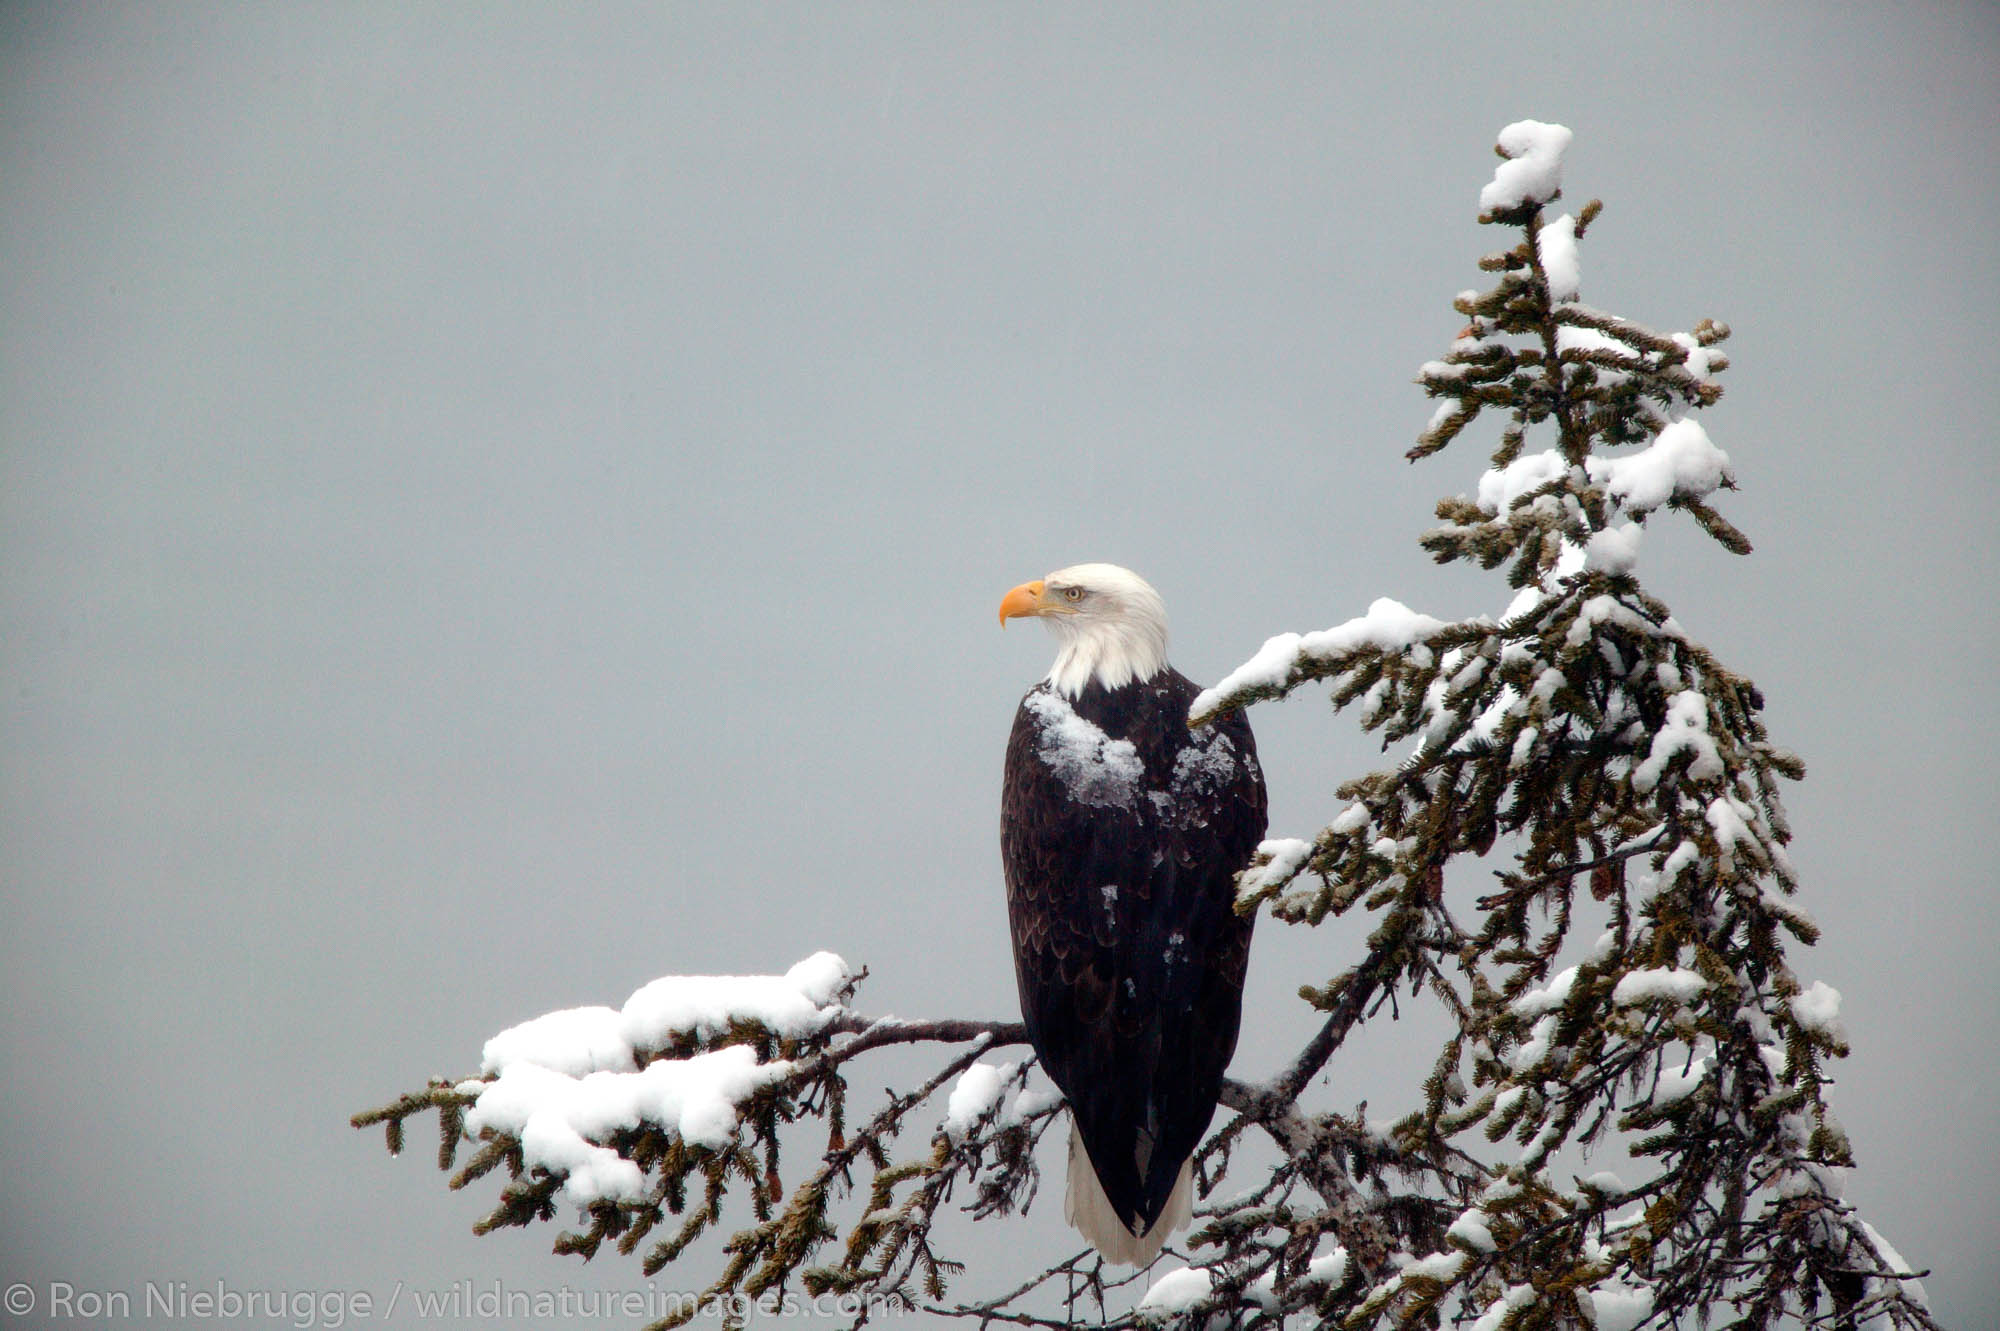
[998,563,1266,1265]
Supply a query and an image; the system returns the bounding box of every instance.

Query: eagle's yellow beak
[998,579,1050,626]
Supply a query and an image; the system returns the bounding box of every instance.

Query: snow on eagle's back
[1170,727,1240,795]
[459,953,853,1207]
[1024,687,1144,807]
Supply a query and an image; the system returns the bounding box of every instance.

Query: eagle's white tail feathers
[1064,1121,1192,1266]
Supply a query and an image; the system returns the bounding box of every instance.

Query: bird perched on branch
[998,563,1266,1265]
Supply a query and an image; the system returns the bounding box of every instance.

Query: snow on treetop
[1477,422,1733,528]
[1480,119,1572,214]
[1539,213,1582,302]
[1553,323,1629,360]
[1476,449,1567,515]
[1584,521,1643,576]
[1595,419,1732,514]
[1670,331,1722,382]
[1191,598,1448,720]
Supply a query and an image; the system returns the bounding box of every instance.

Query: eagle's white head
[998,563,1169,697]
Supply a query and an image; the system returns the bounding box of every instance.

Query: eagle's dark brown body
[1001,667,1266,1236]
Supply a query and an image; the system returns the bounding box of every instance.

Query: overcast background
[3,4,1995,1328]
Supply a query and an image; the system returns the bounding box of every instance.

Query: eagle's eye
[1062,586,1085,603]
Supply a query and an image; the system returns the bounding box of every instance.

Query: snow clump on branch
[457,954,856,1205]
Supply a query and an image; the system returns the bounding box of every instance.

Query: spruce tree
[356,122,1942,1331]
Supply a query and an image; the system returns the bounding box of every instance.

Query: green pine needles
[355,124,1940,1331]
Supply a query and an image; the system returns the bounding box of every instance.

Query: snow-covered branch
[354,943,1434,1331]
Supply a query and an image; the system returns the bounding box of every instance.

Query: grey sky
[3,3,1995,1326]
